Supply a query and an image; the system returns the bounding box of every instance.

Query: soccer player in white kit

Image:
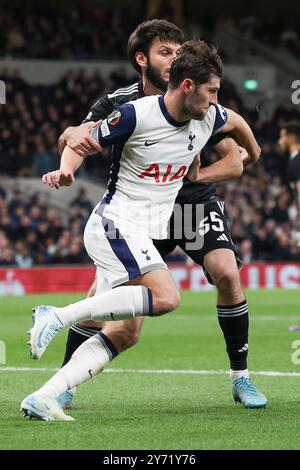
[83,92,228,289]
[21,39,262,421]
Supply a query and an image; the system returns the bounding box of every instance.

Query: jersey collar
[158,95,189,127]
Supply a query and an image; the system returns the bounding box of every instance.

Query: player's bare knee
[214,267,240,293]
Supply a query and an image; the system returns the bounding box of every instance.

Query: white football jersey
[91,95,227,239]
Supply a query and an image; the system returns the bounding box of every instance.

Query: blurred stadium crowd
[0,68,137,179]
[1,3,300,266]
[0,185,91,266]
[0,5,138,60]
[0,5,299,60]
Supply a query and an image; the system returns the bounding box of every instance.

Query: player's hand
[64,121,102,157]
[42,170,75,189]
[239,146,248,162]
[186,153,201,182]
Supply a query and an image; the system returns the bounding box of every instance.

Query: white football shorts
[83,212,167,290]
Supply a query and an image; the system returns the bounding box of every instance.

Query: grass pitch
[1,290,300,450]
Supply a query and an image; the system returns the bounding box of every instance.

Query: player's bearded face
[145,39,181,92]
[146,58,169,92]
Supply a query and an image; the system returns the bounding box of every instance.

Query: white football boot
[21,393,75,421]
[28,305,63,359]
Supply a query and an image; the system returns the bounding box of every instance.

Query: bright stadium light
[244,79,258,91]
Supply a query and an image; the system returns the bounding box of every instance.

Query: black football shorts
[153,199,243,282]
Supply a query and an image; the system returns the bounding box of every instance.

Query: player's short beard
[146,57,168,92]
[189,111,206,121]
[183,103,206,121]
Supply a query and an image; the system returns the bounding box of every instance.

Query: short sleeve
[90,103,136,147]
[212,104,228,133]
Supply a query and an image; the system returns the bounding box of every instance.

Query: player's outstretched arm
[42,146,84,189]
[58,121,103,157]
[217,109,261,167]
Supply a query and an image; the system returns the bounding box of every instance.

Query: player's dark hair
[168,39,223,89]
[282,122,300,143]
[128,19,184,74]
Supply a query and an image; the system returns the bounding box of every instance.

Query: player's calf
[152,290,181,315]
[102,317,144,352]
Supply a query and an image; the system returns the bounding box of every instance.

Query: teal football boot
[232,377,267,408]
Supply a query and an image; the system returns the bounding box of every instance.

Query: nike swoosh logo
[145,140,160,147]
[37,323,48,348]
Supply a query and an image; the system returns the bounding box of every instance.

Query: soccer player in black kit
[278,122,300,331]
[48,20,267,409]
